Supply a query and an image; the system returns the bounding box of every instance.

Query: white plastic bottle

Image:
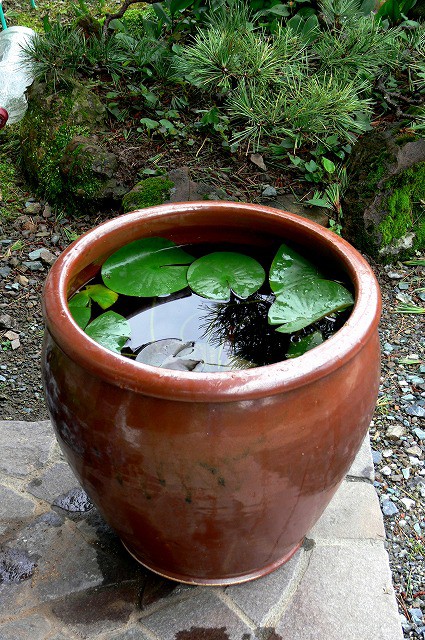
[0,26,35,127]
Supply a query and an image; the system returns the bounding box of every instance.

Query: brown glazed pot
[42,202,381,585]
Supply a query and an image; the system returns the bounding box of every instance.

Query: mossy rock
[122,177,175,213]
[20,79,123,212]
[343,126,425,262]
[59,136,127,202]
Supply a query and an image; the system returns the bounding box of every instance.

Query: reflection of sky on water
[126,292,235,369]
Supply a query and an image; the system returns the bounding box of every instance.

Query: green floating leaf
[84,284,119,310]
[101,238,194,297]
[68,291,91,329]
[286,331,324,359]
[85,311,131,354]
[187,252,265,301]
[269,279,354,333]
[269,243,321,295]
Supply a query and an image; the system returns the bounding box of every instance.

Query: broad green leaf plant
[68,238,354,365]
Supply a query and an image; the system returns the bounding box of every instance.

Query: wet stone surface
[0,418,404,639]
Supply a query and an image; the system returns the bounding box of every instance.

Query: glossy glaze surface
[42,202,381,584]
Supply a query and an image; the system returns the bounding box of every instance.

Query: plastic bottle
[0,26,35,127]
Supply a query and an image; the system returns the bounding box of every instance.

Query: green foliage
[101,237,194,297]
[268,243,354,333]
[22,20,167,89]
[187,252,265,301]
[85,311,131,353]
[375,0,417,24]
[228,73,372,148]
[314,16,401,85]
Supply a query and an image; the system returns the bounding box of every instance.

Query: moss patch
[122,177,174,213]
[379,163,425,255]
[19,81,107,213]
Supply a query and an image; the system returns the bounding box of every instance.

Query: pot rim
[42,201,381,402]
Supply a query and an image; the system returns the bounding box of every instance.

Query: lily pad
[84,284,119,309]
[286,331,324,359]
[136,338,202,371]
[68,291,91,329]
[69,284,118,329]
[85,311,131,353]
[269,243,321,295]
[187,252,265,301]
[101,237,194,297]
[269,279,354,333]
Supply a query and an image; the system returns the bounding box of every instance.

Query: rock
[381,499,399,516]
[0,266,11,278]
[121,167,234,214]
[0,314,14,329]
[39,249,56,266]
[343,125,425,262]
[20,79,120,211]
[42,203,52,218]
[414,428,425,440]
[122,176,175,213]
[386,424,406,440]
[4,331,19,341]
[399,497,415,511]
[405,405,425,417]
[28,249,43,260]
[262,185,277,197]
[166,166,233,203]
[59,136,126,204]
[264,193,329,227]
[22,261,43,271]
[406,445,422,458]
[24,202,41,214]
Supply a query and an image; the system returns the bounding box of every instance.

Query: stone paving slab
[0,421,403,640]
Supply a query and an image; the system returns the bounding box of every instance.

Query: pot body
[42,202,381,585]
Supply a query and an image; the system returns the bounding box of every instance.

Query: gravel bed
[0,203,424,637]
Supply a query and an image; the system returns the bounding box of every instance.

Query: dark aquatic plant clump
[68,239,354,370]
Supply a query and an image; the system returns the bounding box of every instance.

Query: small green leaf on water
[84,284,119,309]
[286,331,324,358]
[68,291,91,329]
[85,311,131,353]
[101,237,194,297]
[269,279,354,333]
[269,243,321,295]
[187,252,265,301]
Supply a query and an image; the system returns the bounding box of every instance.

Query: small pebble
[405,405,425,417]
[381,499,399,516]
[399,497,415,511]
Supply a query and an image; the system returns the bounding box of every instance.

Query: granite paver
[0,421,404,640]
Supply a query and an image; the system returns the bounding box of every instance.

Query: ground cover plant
[0,0,422,232]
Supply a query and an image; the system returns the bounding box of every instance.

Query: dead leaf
[250,153,267,171]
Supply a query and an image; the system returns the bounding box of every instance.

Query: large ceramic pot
[42,202,381,585]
